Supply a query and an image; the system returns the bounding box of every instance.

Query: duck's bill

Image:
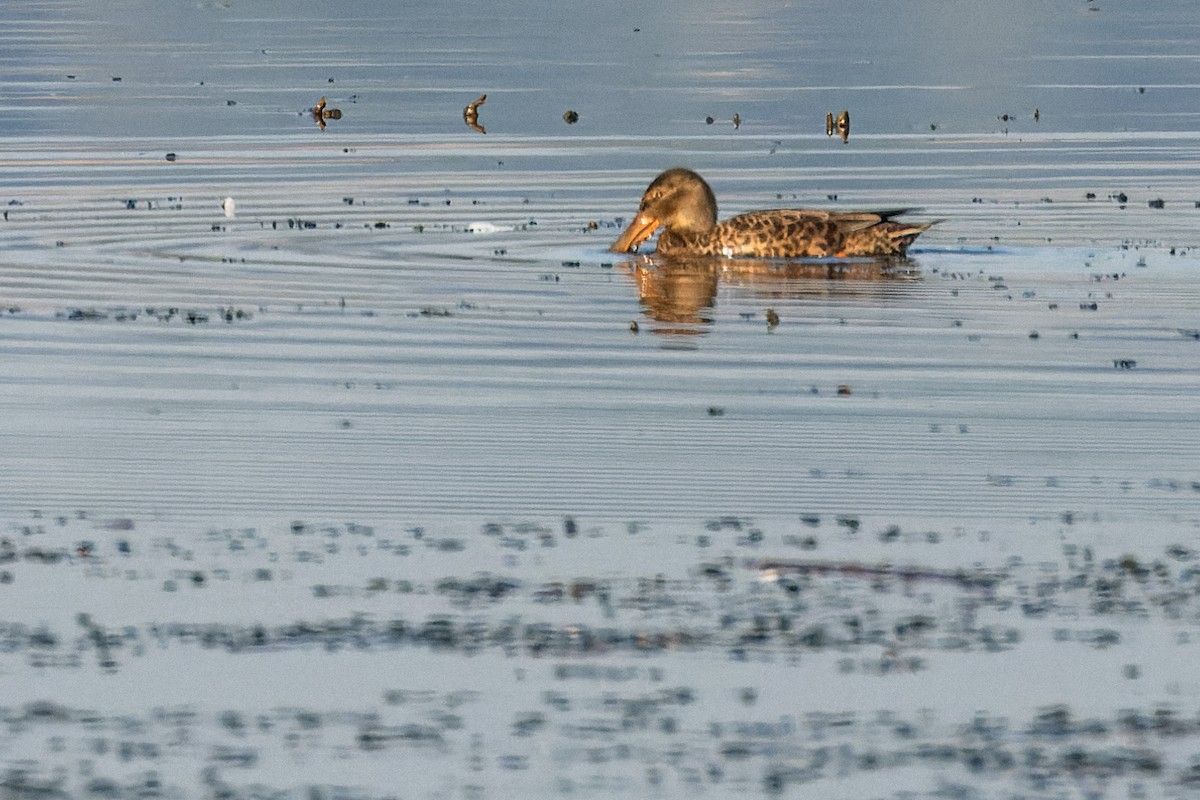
[610,214,662,253]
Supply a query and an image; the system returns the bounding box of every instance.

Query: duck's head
[610,168,719,253]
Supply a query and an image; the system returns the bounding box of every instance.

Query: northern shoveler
[611,168,936,258]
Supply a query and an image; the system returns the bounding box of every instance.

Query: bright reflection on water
[8,0,1200,137]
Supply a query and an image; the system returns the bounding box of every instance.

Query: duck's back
[658,209,931,258]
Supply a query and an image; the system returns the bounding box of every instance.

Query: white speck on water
[465,221,506,234]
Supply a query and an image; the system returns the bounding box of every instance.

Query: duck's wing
[823,209,921,232]
[716,210,851,258]
[728,207,916,229]
[719,209,934,258]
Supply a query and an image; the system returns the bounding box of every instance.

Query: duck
[611,168,936,258]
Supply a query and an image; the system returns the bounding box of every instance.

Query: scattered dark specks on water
[836,515,861,532]
[1080,302,1098,311]
[1148,198,1165,209]
[562,110,578,124]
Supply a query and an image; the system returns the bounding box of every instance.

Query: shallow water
[3,2,1200,799]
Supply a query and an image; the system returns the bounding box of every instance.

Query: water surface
[3,2,1200,798]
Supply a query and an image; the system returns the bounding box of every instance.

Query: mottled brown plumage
[611,168,936,259]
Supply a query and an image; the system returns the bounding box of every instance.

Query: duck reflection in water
[624,256,921,336]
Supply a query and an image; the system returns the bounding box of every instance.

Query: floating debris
[312,96,342,130]
[562,109,578,124]
[463,94,487,134]
[836,110,850,142]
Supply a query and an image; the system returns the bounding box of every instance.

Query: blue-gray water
[3,2,1200,798]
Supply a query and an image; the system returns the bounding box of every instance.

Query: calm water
[3,2,1200,798]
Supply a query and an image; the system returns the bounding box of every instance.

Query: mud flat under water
[4,1,1200,798]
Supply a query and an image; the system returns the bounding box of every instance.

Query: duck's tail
[883,218,941,254]
[839,217,940,256]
